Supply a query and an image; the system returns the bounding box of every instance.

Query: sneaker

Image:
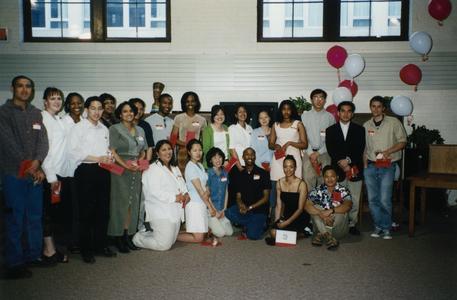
[383,230,393,240]
[370,228,382,238]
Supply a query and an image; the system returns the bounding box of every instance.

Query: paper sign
[275,229,297,247]
[99,162,124,175]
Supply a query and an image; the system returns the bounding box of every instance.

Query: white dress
[184,161,209,233]
[269,120,303,181]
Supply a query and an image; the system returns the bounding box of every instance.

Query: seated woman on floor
[133,140,189,251]
[305,165,352,250]
[265,155,309,246]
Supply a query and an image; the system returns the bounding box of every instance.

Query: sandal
[326,235,339,251]
[311,233,324,246]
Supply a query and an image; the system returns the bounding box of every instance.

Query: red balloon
[326,104,339,122]
[338,80,358,97]
[428,0,452,22]
[327,45,348,69]
[399,64,422,86]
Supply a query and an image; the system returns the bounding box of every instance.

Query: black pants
[74,163,110,253]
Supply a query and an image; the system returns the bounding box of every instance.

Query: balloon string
[438,21,443,26]
[337,69,341,82]
[422,55,429,62]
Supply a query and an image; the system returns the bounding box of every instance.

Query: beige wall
[0,0,456,143]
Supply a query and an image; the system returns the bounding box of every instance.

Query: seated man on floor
[305,165,352,250]
[226,148,270,240]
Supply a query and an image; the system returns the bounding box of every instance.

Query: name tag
[320,130,326,137]
[155,124,164,130]
[32,123,41,130]
[138,136,144,141]
[253,174,260,180]
[192,121,200,127]
[257,135,265,140]
[368,130,375,136]
[220,177,227,182]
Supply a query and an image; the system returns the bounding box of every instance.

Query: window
[24,0,171,42]
[258,0,409,42]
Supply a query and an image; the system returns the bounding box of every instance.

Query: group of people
[0,75,407,280]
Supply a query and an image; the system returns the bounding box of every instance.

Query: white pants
[208,216,233,238]
[132,218,181,251]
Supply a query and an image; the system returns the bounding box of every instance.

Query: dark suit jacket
[326,122,366,181]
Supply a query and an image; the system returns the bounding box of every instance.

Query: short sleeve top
[109,123,148,157]
[185,161,208,204]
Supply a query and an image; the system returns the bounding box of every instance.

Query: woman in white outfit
[133,140,189,251]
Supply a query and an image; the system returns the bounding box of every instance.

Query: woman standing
[269,100,307,181]
[228,104,253,170]
[41,87,72,263]
[132,140,189,251]
[202,105,230,168]
[206,147,233,238]
[265,155,309,246]
[178,140,218,244]
[171,92,207,173]
[108,101,147,253]
[251,110,273,170]
[69,96,116,263]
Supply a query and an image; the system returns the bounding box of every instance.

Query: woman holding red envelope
[170,92,207,173]
[269,100,307,215]
[202,105,231,168]
[108,101,148,253]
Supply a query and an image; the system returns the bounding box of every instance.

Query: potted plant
[288,96,312,115]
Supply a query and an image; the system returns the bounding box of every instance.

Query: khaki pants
[341,179,362,227]
[311,205,349,240]
[302,152,331,190]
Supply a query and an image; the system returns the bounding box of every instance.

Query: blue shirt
[207,167,229,211]
[308,183,352,210]
[185,161,208,204]
[250,127,273,166]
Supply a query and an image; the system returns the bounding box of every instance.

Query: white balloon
[409,31,433,56]
[332,87,353,105]
[344,54,365,79]
[390,95,413,116]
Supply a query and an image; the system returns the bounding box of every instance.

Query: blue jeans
[225,205,267,240]
[3,175,43,267]
[364,163,396,231]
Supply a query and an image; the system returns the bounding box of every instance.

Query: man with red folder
[326,101,366,235]
[0,76,49,279]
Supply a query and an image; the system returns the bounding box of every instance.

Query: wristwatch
[248,205,253,211]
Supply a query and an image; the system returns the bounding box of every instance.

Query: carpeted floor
[1,209,456,300]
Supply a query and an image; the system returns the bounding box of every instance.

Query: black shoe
[349,227,361,236]
[125,235,140,251]
[5,265,33,279]
[27,257,57,268]
[115,236,130,253]
[81,252,96,264]
[264,237,276,246]
[96,247,117,257]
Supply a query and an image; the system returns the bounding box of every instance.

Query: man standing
[301,89,335,190]
[149,81,165,114]
[0,76,49,279]
[364,96,406,240]
[226,148,270,240]
[326,101,365,235]
[145,93,174,144]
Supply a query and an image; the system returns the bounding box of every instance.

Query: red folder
[345,165,360,180]
[311,161,321,176]
[18,160,33,178]
[261,162,270,172]
[185,131,196,144]
[138,159,149,171]
[274,149,286,160]
[332,191,342,202]
[170,132,178,148]
[224,156,238,172]
[99,162,124,175]
[375,159,392,168]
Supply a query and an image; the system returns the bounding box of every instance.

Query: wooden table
[407,172,457,237]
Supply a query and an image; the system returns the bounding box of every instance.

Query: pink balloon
[327,45,348,69]
[428,0,452,23]
[326,104,339,122]
[338,80,358,97]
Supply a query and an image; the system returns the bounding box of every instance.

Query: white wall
[0,0,456,143]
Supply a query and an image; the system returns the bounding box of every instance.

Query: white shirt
[142,161,187,223]
[68,119,109,169]
[41,111,72,182]
[61,114,78,132]
[301,108,335,155]
[340,121,350,141]
[213,130,229,158]
[228,123,253,166]
[144,113,174,143]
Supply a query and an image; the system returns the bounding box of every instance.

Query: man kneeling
[305,165,352,250]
